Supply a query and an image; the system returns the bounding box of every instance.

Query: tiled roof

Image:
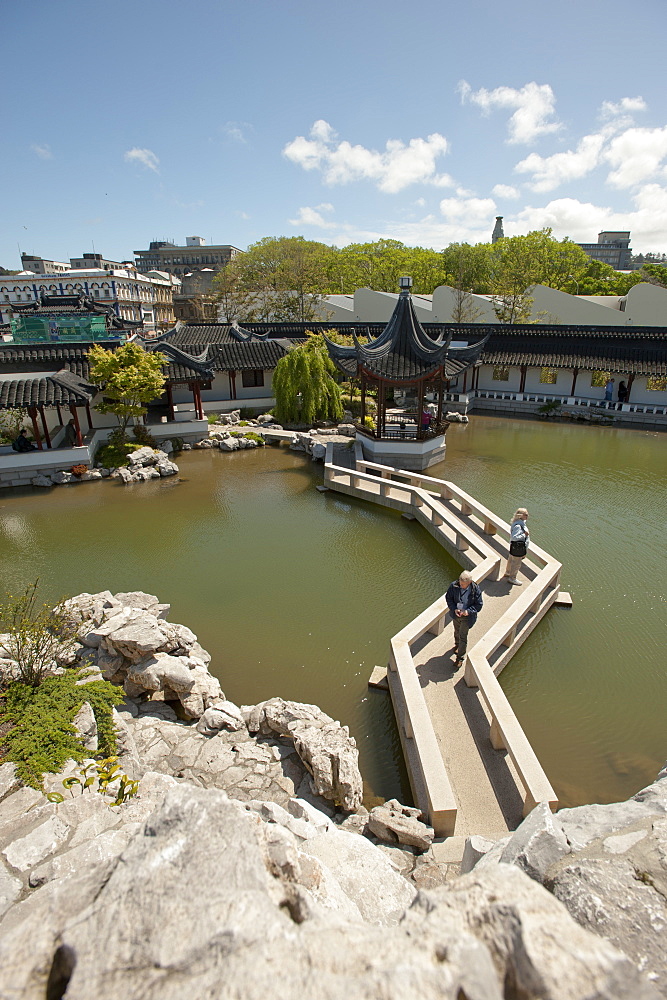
[0,370,97,408]
[211,341,289,371]
[481,332,667,375]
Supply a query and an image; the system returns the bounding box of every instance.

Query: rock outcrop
[0,777,658,1000]
[468,773,667,996]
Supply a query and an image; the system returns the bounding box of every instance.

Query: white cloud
[283,120,452,193]
[604,126,667,188]
[515,132,609,192]
[439,195,497,225]
[31,143,52,160]
[289,203,337,228]
[224,121,253,143]
[458,80,561,144]
[124,147,159,172]
[414,197,426,208]
[599,96,647,121]
[492,183,520,199]
[514,184,667,251]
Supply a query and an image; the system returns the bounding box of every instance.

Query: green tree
[272,335,343,425]
[0,581,78,687]
[441,242,493,294]
[639,264,667,289]
[88,343,166,444]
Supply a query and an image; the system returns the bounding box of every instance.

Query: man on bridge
[446,570,483,670]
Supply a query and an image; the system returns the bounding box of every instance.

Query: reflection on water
[0,416,665,808]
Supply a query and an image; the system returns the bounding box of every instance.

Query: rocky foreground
[0,592,665,999]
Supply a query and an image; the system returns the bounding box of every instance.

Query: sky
[2,0,667,269]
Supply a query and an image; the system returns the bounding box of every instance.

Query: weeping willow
[273,335,344,425]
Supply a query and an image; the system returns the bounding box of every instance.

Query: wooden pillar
[360,374,366,427]
[195,383,204,420]
[376,380,384,437]
[626,373,635,402]
[570,369,579,397]
[56,403,63,425]
[462,369,468,394]
[69,405,83,447]
[38,405,52,449]
[229,370,237,400]
[166,383,175,421]
[519,365,527,393]
[85,403,93,431]
[28,406,43,450]
[417,381,425,440]
[436,373,444,425]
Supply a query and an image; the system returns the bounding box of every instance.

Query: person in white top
[504,508,529,586]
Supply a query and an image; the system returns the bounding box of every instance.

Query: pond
[0,415,665,808]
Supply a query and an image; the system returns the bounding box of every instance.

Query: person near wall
[63,419,77,448]
[504,508,530,586]
[12,429,36,453]
[618,380,628,404]
[421,408,431,431]
[604,377,615,402]
[445,570,483,669]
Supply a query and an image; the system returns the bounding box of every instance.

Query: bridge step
[368,665,389,689]
[555,591,573,607]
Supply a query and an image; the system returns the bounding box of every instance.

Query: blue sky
[3,0,667,268]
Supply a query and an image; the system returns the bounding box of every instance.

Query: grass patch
[0,669,125,789]
[243,432,264,444]
[94,441,142,469]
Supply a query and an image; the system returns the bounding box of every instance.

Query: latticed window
[647,376,667,391]
[492,366,510,381]
[590,371,610,387]
[539,368,558,384]
[241,369,264,388]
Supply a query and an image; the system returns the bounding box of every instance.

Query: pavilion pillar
[519,365,527,393]
[462,369,468,394]
[626,373,635,402]
[376,380,383,437]
[28,406,43,450]
[436,374,444,426]
[195,383,204,419]
[69,405,83,447]
[38,405,52,449]
[360,375,366,427]
[229,370,237,400]
[417,381,425,440]
[166,384,175,420]
[570,369,579,396]
[56,403,63,425]
[85,403,93,431]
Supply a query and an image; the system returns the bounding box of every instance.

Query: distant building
[133,238,243,278]
[0,267,180,334]
[577,232,632,270]
[491,217,504,243]
[20,254,69,275]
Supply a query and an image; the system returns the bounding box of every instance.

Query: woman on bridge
[504,508,530,586]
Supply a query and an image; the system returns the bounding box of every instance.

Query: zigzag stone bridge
[323,441,566,851]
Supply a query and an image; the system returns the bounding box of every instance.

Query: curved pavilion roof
[323,290,488,383]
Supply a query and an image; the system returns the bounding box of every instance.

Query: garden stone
[498,801,571,882]
[337,423,357,437]
[0,861,21,918]
[3,815,70,872]
[220,437,240,451]
[29,824,141,888]
[113,592,170,617]
[156,458,179,477]
[72,702,98,752]
[196,702,246,735]
[0,764,19,805]
[195,439,214,448]
[461,834,497,874]
[126,652,195,694]
[99,467,110,476]
[367,799,434,851]
[182,442,192,449]
[31,474,53,488]
[128,446,158,466]
[80,469,103,481]
[52,471,75,484]
[310,442,326,461]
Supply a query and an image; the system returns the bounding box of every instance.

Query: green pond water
[0,415,665,809]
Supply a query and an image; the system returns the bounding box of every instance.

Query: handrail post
[456,532,469,551]
[460,500,473,515]
[483,519,497,535]
[489,717,505,750]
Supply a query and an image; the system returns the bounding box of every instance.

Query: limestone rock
[156,457,179,476]
[220,436,240,451]
[126,652,195,694]
[31,474,53,488]
[498,801,571,882]
[52,470,74,484]
[196,702,246,735]
[0,763,19,805]
[337,423,356,437]
[311,441,326,461]
[3,815,70,872]
[0,860,21,918]
[367,799,434,851]
[247,699,363,811]
[461,834,497,874]
[72,702,98,752]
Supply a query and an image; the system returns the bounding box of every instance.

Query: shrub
[243,432,264,444]
[0,668,124,789]
[169,436,184,454]
[207,414,220,424]
[94,440,141,469]
[0,581,79,688]
[132,424,158,449]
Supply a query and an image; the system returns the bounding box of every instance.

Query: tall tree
[272,335,343,425]
[88,343,166,443]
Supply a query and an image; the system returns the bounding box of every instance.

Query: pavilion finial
[399,275,413,295]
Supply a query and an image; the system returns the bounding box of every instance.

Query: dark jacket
[12,434,36,453]
[445,580,483,627]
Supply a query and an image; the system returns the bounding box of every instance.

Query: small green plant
[207,414,220,424]
[94,439,142,469]
[0,668,125,788]
[61,756,139,807]
[169,436,184,454]
[243,432,264,444]
[230,431,242,438]
[238,420,250,426]
[0,581,78,688]
[537,400,562,419]
[363,415,376,431]
[132,424,158,449]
